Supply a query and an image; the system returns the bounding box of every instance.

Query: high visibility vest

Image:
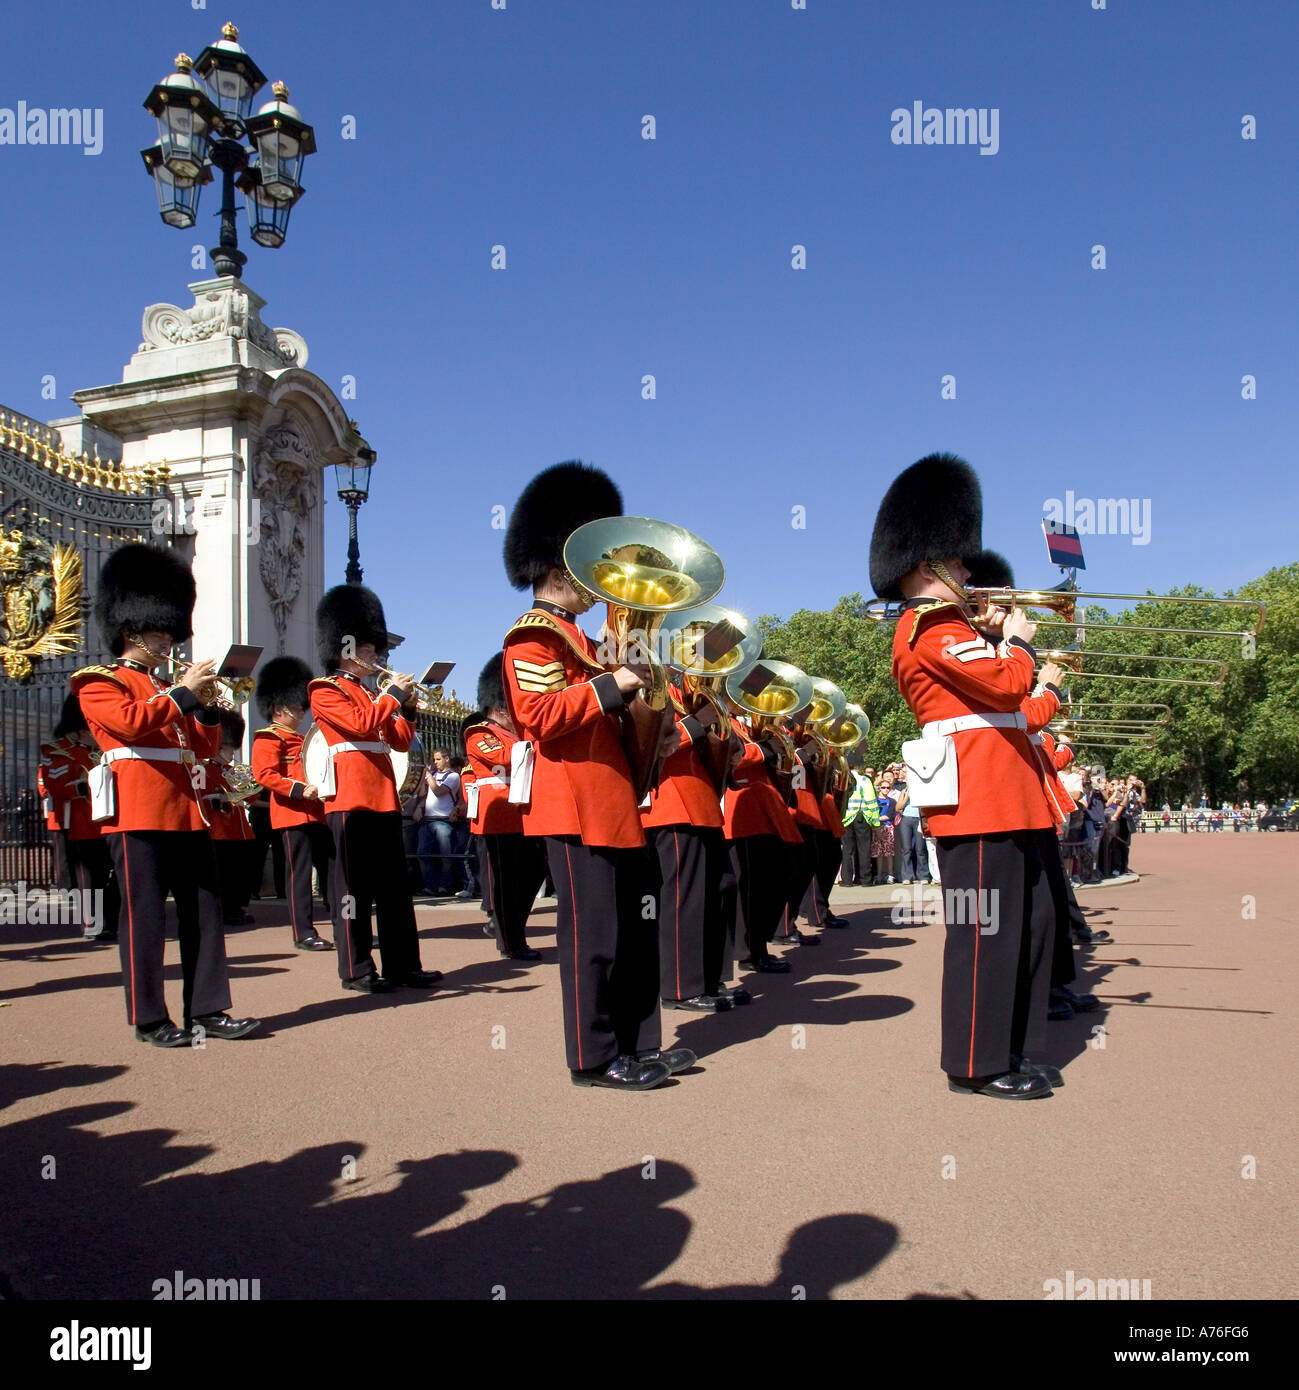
[843,775,880,828]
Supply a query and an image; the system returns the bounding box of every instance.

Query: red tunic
[45,742,101,840]
[501,608,644,849]
[251,725,324,829]
[308,673,413,815]
[37,742,63,831]
[201,762,255,841]
[71,663,222,834]
[891,601,1057,836]
[463,721,524,835]
[642,698,725,831]
[1020,688,1075,824]
[724,718,803,844]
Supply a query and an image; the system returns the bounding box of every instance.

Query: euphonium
[818,702,870,815]
[789,678,847,799]
[659,603,763,729]
[564,516,726,799]
[725,658,814,787]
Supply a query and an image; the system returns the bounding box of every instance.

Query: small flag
[1042,520,1085,570]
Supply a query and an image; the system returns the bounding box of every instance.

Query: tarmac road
[2,834,1295,1300]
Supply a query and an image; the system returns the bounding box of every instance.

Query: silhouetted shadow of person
[421,1159,694,1299]
[645,1213,899,1299]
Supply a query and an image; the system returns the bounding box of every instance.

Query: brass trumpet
[360,661,445,714]
[168,659,256,711]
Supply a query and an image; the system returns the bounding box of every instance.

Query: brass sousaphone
[790,677,847,800]
[564,516,726,801]
[818,702,870,816]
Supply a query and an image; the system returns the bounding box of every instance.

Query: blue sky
[2,0,1295,696]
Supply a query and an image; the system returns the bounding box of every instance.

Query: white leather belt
[101,745,195,765]
[1028,732,1044,745]
[474,775,508,788]
[330,741,387,756]
[924,712,1027,737]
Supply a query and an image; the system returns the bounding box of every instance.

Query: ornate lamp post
[333,450,375,585]
[140,23,315,275]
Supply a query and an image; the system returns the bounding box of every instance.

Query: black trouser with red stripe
[933,829,1057,1079]
[650,824,726,1002]
[107,830,232,1027]
[1046,844,1078,988]
[718,842,738,982]
[68,837,120,938]
[780,825,819,939]
[800,828,842,926]
[327,810,423,983]
[544,836,661,1072]
[214,840,256,923]
[483,832,548,952]
[476,835,493,917]
[284,823,333,943]
[730,834,787,963]
[49,828,71,890]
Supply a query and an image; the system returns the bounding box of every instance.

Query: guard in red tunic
[251,656,332,951]
[777,718,829,948]
[71,544,259,1048]
[37,737,71,890]
[870,454,1060,1100]
[501,462,692,1091]
[723,714,803,975]
[642,678,732,1012]
[44,694,121,943]
[198,709,258,927]
[309,585,442,994]
[966,551,1110,1012]
[462,653,547,961]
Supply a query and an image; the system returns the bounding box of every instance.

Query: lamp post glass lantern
[334,452,374,585]
[140,24,314,276]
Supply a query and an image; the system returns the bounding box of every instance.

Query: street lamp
[140,24,314,278]
[333,449,375,585]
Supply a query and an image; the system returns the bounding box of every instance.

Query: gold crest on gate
[0,530,83,680]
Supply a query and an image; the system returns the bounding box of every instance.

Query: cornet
[168,659,257,710]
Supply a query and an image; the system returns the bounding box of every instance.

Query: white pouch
[319,750,337,799]
[901,733,959,809]
[88,760,117,822]
[507,741,535,806]
[465,781,480,821]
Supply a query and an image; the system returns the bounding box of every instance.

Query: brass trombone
[969,586,1266,639]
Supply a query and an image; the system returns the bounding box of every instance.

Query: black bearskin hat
[868,453,982,601]
[255,655,313,723]
[503,461,623,590]
[477,652,507,713]
[315,584,388,672]
[218,708,246,746]
[965,550,1014,590]
[53,693,88,739]
[95,543,195,656]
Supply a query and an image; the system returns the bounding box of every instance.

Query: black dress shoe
[822,915,851,928]
[662,994,727,1012]
[1013,1055,1064,1087]
[1052,985,1100,1013]
[1048,998,1074,1021]
[505,947,542,961]
[134,1019,194,1048]
[793,930,822,946]
[342,974,393,994]
[187,1012,261,1040]
[294,934,333,951]
[636,1047,697,1074]
[390,969,443,988]
[570,1055,671,1090]
[947,1071,1053,1099]
[741,956,791,974]
[718,985,753,1005]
